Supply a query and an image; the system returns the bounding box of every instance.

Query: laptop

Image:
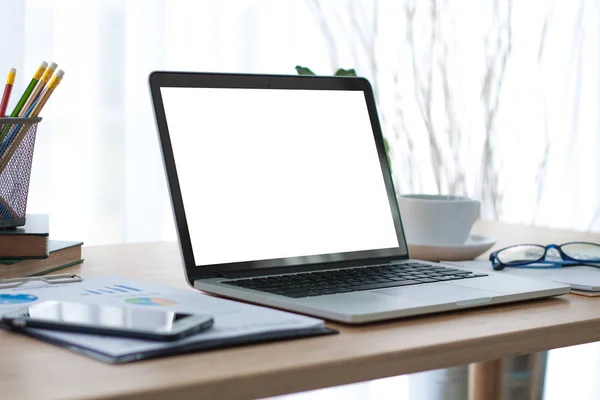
[149,71,570,324]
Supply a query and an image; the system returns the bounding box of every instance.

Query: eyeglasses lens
[561,243,600,261]
[497,245,545,264]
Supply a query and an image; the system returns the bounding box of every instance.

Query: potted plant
[294,65,391,166]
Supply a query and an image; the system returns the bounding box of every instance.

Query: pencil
[29,69,64,117]
[9,61,47,118]
[19,62,57,117]
[0,68,16,118]
[0,61,47,141]
[0,70,65,169]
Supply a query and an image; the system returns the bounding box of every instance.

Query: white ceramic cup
[397,194,480,245]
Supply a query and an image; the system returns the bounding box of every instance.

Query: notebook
[0,240,83,279]
[443,260,600,292]
[0,214,49,259]
[0,275,336,363]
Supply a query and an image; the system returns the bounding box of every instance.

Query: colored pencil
[9,61,47,118]
[0,68,16,118]
[19,62,57,117]
[0,70,65,170]
[29,69,64,117]
[0,62,47,141]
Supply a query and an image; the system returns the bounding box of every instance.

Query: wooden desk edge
[80,315,600,400]
[8,222,600,400]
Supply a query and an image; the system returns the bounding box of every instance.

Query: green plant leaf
[295,66,316,75]
[334,68,357,76]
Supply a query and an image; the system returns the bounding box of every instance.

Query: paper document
[443,260,600,292]
[0,276,331,363]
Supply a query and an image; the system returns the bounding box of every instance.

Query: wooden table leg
[469,359,504,400]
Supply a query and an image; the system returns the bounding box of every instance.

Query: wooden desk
[2,221,599,400]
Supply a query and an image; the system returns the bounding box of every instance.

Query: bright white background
[1,1,599,399]
[162,87,398,265]
[0,0,598,247]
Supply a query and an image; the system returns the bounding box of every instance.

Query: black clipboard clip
[0,273,83,289]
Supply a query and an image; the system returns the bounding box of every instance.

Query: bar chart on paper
[81,284,142,296]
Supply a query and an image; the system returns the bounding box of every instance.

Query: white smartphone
[2,300,214,341]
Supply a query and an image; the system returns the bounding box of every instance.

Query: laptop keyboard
[222,262,488,298]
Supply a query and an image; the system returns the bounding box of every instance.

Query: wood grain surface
[1,220,598,400]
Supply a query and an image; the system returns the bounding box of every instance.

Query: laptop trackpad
[375,283,496,305]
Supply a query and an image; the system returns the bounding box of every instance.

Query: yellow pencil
[19,62,57,117]
[29,69,64,117]
[0,70,65,171]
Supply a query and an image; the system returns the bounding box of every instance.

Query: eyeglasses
[489,242,600,271]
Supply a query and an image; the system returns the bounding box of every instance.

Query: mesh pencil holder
[0,117,42,228]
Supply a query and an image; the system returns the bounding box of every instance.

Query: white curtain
[1,0,598,243]
[1,1,600,399]
[307,0,600,231]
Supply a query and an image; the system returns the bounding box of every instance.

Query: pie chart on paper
[124,297,177,306]
[0,294,38,305]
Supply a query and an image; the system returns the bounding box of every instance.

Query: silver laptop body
[150,71,569,324]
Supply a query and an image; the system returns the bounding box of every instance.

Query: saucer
[407,235,497,262]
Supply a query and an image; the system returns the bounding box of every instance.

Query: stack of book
[0,214,83,279]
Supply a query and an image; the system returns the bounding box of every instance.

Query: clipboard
[0,273,82,289]
[0,274,82,331]
[15,323,338,364]
[0,275,337,364]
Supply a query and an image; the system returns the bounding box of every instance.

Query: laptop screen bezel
[149,71,409,282]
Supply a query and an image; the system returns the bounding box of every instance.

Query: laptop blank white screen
[161,87,400,266]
